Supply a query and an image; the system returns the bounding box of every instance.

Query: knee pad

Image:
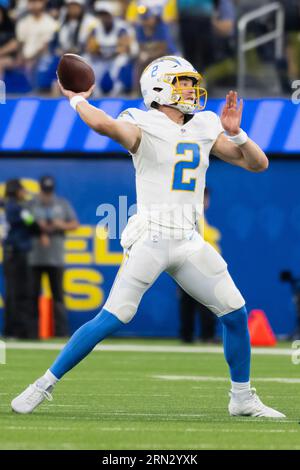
[219,305,248,325]
[103,278,143,324]
[103,299,138,324]
[214,275,246,315]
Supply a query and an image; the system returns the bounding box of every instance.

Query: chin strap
[167,100,196,113]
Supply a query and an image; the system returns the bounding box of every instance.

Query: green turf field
[1,339,300,450]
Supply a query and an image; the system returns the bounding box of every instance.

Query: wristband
[226,129,248,146]
[70,96,87,111]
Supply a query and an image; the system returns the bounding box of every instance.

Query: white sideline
[1,425,298,433]
[3,341,294,356]
[153,375,300,384]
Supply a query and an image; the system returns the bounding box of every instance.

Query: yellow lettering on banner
[70,227,94,238]
[64,268,104,310]
[64,226,93,265]
[64,225,123,266]
[0,245,2,264]
[65,240,87,251]
[0,294,3,308]
[94,226,123,266]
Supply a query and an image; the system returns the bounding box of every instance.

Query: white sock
[36,369,59,389]
[231,381,251,393]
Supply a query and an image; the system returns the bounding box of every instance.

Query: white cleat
[228,388,286,418]
[11,383,53,414]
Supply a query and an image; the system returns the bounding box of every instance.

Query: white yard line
[60,393,171,397]
[3,341,294,356]
[153,375,300,384]
[186,429,299,433]
[1,425,298,434]
[3,426,75,431]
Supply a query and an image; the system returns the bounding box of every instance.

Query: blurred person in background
[134,4,178,92]
[8,0,28,19]
[42,0,97,94]
[56,0,97,55]
[1,180,38,339]
[126,0,177,24]
[179,188,220,343]
[126,0,180,46]
[177,0,215,74]
[29,176,79,338]
[15,0,58,85]
[205,0,236,89]
[47,0,64,19]
[0,5,18,80]
[178,0,236,90]
[86,0,138,96]
[212,0,235,62]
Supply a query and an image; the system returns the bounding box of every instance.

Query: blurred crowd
[0,0,299,96]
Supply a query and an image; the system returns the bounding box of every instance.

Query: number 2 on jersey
[172,142,201,191]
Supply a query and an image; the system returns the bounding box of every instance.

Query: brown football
[57,53,95,93]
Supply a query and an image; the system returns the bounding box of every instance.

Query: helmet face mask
[165,72,207,114]
[140,56,207,114]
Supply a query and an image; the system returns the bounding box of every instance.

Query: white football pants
[103,229,245,323]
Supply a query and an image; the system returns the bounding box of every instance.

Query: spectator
[179,188,220,343]
[212,0,235,56]
[47,1,65,20]
[134,5,177,90]
[86,1,138,95]
[126,0,177,24]
[29,176,79,338]
[0,5,18,80]
[9,0,28,19]
[177,0,215,74]
[55,0,97,55]
[38,0,97,93]
[15,0,58,83]
[204,0,236,88]
[2,180,38,339]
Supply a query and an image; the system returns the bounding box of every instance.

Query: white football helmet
[140,56,207,114]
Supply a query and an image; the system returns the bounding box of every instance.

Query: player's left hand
[220,91,243,136]
[57,78,95,100]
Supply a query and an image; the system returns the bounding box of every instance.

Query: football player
[11,56,285,418]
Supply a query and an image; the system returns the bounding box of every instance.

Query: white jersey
[118,107,224,232]
[92,18,131,59]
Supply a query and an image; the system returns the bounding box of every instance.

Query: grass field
[1,339,300,450]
